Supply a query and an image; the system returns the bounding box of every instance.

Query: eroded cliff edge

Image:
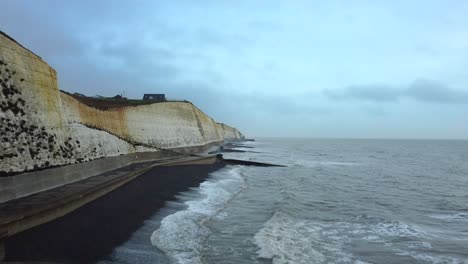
[0,31,244,176]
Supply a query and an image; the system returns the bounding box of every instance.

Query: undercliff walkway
[0,153,219,260]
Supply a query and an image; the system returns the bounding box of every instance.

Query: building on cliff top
[143,94,166,102]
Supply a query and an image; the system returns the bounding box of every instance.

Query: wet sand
[4,163,224,263]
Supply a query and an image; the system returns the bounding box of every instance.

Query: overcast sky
[2,0,468,139]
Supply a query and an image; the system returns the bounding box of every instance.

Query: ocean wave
[151,166,246,264]
[252,211,459,264]
[293,160,359,168]
[397,251,467,264]
[368,221,429,238]
[253,211,366,264]
[429,212,468,222]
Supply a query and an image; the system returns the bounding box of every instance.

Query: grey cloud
[159,81,329,118]
[360,105,387,116]
[2,2,85,59]
[193,29,251,53]
[406,79,468,103]
[324,79,468,104]
[323,84,399,102]
[5,0,466,138]
[96,37,179,77]
[242,92,330,116]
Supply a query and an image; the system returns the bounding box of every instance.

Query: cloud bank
[2,0,468,139]
[323,79,468,104]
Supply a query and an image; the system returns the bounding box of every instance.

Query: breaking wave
[151,166,245,264]
[429,212,468,222]
[253,211,363,264]
[253,211,466,264]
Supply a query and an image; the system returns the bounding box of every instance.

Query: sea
[102,138,468,264]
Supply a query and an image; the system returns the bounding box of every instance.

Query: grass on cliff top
[60,90,190,110]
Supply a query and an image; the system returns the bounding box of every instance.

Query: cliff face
[0,32,243,175]
[60,94,242,149]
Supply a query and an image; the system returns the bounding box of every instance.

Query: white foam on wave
[355,221,468,263]
[253,211,464,264]
[368,221,429,238]
[230,146,263,152]
[151,166,246,264]
[429,212,468,222]
[253,211,367,264]
[396,251,467,264]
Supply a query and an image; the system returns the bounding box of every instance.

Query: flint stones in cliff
[0,32,81,174]
[0,32,128,175]
[1,34,50,171]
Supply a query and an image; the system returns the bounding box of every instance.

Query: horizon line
[247,136,468,141]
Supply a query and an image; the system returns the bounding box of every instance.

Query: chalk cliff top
[0,30,244,178]
[0,31,42,59]
[61,91,191,110]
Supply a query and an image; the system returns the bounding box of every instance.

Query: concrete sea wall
[0,31,243,201]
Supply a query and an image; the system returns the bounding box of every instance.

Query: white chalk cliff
[0,31,243,175]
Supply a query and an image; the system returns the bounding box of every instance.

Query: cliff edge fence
[0,31,244,202]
